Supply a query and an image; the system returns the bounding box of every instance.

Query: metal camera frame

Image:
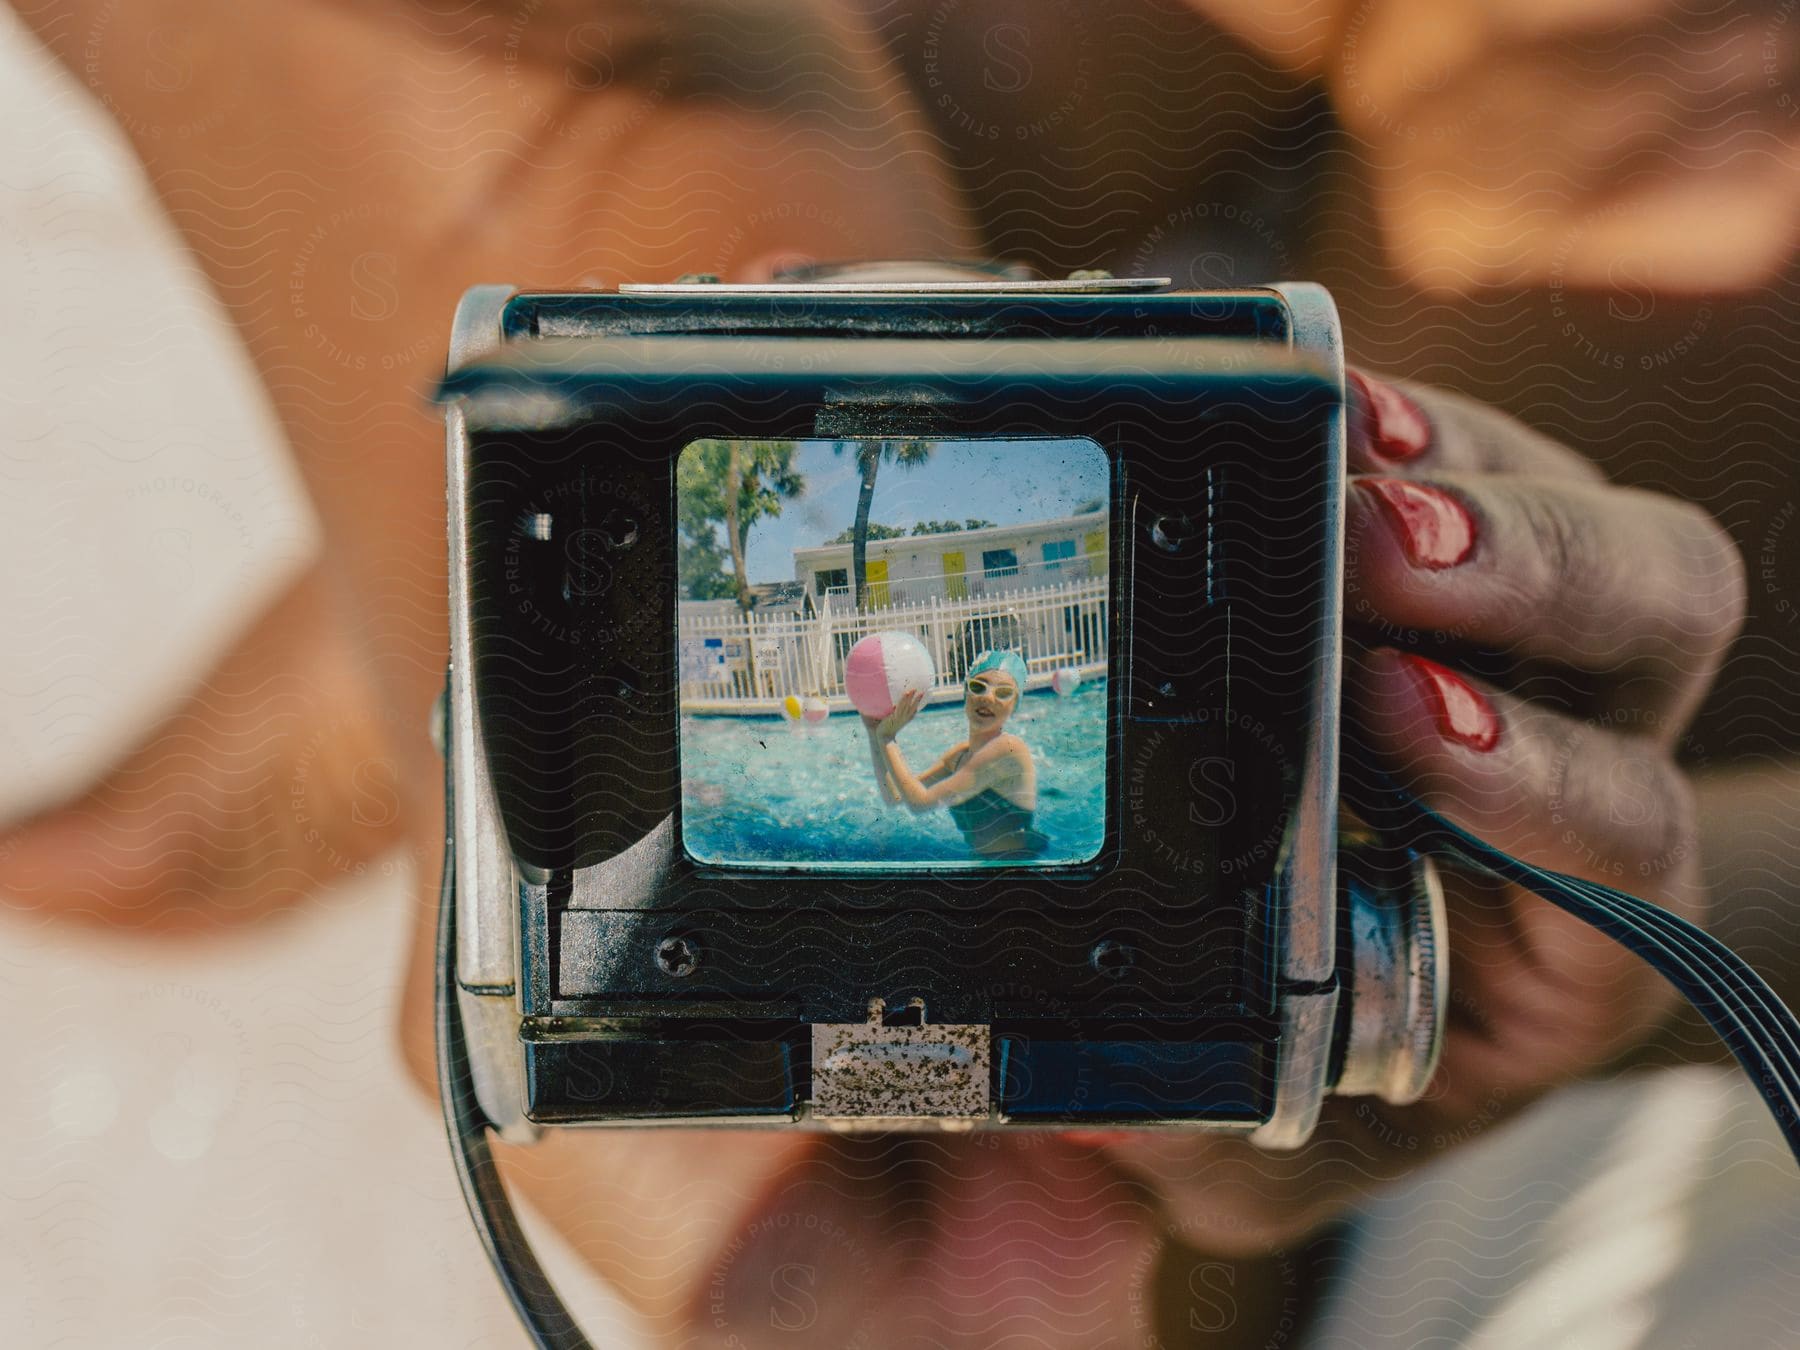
[438,270,1447,1152]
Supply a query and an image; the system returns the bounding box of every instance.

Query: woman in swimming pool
[862,649,1050,860]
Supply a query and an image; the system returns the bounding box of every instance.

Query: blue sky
[735,438,1108,584]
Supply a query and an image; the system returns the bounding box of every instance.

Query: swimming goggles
[965,678,1017,701]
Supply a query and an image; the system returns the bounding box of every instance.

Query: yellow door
[941,551,967,600]
[1084,529,1107,577]
[865,558,891,608]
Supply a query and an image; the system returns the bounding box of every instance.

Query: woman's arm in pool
[861,719,902,805]
[878,706,1025,814]
[882,737,1024,814]
[918,748,963,789]
[864,699,961,805]
[862,714,959,804]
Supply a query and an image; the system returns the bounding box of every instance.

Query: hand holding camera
[1092,372,1747,1255]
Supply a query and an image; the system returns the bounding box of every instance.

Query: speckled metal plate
[811,1009,989,1120]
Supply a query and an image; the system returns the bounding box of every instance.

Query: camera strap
[1355,774,1800,1166]
[436,768,597,1350]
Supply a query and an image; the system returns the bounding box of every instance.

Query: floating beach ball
[779,694,831,724]
[844,630,936,719]
[1051,667,1083,697]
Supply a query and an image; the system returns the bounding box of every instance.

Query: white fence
[679,575,1108,713]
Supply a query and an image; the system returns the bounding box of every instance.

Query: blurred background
[0,8,645,1343]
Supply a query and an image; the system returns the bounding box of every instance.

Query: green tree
[911,518,995,536]
[678,440,804,612]
[825,522,906,544]
[677,530,737,601]
[831,439,933,610]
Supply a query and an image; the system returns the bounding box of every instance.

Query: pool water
[680,679,1108,867]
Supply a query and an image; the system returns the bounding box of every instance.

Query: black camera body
[438,268,1444,1147]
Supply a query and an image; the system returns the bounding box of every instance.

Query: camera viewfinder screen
[677,437,1110,869]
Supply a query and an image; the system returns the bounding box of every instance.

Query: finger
[1334,648,1709,1129]
[1346,371,1604,483]
[0,570,402,932]
[1344,472,1745,699]
[1429,865,1679,1109]
[1345,648,1704,917]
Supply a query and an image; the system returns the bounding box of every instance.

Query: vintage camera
[436,264,1446,1148]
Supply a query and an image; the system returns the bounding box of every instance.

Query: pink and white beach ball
[1051,667,1082,697]
[844,630,936,719]
[779,695,831,724]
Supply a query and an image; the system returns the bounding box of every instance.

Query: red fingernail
[1397,654,1501,752]
[1355,478,1476,569]
[1348,371,1432,462]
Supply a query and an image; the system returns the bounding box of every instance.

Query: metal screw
[1090,940,1136,978]
[1149,513,1198,553]
[655,935,700,978]
[601,509,640,550]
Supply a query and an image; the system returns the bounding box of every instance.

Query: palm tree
[679,440,803,693]
[680,439,804,613]
[833,439,933,610]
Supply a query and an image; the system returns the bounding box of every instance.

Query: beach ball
[1051,667,1082,697]
[844,630,936,719]
[780,695,804,722]
[801,697,830,724]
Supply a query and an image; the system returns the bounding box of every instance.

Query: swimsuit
[948,786,1050,859]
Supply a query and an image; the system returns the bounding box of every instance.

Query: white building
[677,510,1110,711]
[791,509,1108,608]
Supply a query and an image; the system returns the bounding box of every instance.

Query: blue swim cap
[967,649,1028,693]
